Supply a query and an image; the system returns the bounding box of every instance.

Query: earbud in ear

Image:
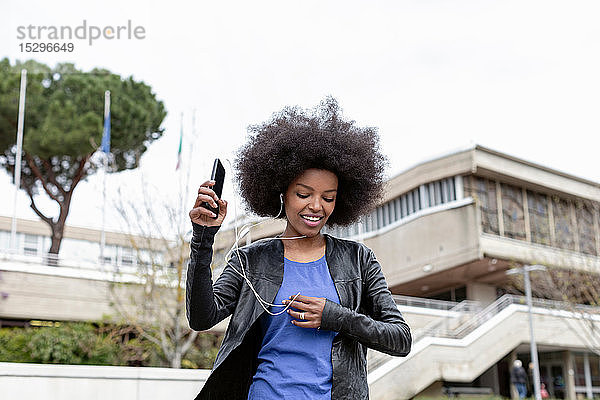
[280,193,284,203]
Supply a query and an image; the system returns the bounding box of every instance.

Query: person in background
[511,359,529,399]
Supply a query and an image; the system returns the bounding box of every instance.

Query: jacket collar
[257,233,350,307]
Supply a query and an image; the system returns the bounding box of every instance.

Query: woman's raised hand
[189,180,228,227]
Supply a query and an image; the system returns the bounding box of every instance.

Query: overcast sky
[1,0,599,235]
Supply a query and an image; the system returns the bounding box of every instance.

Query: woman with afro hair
[187,98,411,400]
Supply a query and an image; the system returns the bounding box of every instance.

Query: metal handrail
[448,294,516,338]
[368,298,481,371]
[368,294,600,373]
[393,295,460,311]
[418,294,600,341]
[0,249,177,275]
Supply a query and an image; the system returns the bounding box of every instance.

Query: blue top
[248,254,340,399]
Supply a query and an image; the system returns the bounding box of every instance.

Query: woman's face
[283,168,338,238]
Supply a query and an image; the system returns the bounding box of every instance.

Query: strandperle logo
[16,20,146,46]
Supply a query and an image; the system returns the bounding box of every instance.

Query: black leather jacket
[186,223,411,399]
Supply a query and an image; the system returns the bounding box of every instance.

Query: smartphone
[201,159,225,218]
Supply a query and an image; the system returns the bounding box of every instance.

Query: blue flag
[101,110,111,153]
[176,122,183,170]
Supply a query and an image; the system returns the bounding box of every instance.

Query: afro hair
[235,97,388,226]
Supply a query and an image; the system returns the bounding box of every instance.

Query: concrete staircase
[368,295,599,399]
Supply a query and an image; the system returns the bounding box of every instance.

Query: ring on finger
[299,312,305,320]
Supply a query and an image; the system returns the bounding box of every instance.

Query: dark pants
[515,382,527,399]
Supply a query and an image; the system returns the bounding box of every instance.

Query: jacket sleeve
[319,248,412,356]
[186,223,244,331]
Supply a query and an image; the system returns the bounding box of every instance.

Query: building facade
[0,216,175,325]
[212,145,600,399]
[2,145,599,399]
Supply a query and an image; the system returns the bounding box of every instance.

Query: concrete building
[0,215,175,325]
[212,145,600,399]
[2,144,599,399]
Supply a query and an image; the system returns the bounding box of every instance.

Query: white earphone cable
[222,159,306,316]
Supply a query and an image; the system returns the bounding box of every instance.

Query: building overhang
[385,145,600,203]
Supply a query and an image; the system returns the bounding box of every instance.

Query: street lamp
[506,264,547,400]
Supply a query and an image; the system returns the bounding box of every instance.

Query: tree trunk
[171,350,182,368]
[24,154,90,264]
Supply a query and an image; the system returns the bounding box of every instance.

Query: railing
[423,294,600,340]
[423,295,515,340]
[368,294,600,372]
[368,298,480,371]
[0,249,182,278]
[393,295,460,310]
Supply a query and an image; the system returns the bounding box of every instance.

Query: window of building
[388,200,396,223]
[0,230,10,250]
[401,195,408,218]
[573,355,586,386]
[406,192,414,215]
[552,197,576,251]
[575,201,597,256]
[469,177,500,235]
[441,179,450,203]
[449,177,457,201]
[413,189,421,212]
[324,176,460,238]
[433,181,442,206]
[592,355,600,387]
[393,198,401,220]
[573,353,600,391]
[120,247,135,266]
[60,237,101,265]
[527,190,551,246]
[365,212,373,232]
[23,234,39,256]
[429,286,467,302]
[501,183,526,241]
[100,245,116,265]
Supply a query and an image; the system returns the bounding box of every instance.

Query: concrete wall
[0,362,209,400]
[480,234,600,274]
[466,282,497,305]
[364,203,481,288]
[0,261,182,325]
[0,267,116,321]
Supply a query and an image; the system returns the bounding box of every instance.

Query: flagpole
[10,69,27,254]
[177,112,184,228]
[186,109,196,206]
[100,90,110,265]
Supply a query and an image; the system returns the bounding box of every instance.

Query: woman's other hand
[283,295,326,329]
[189,180,228,227]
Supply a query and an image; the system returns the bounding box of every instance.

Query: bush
[0,327,34,363]
[26,322,122,365]
[0,322,221,368]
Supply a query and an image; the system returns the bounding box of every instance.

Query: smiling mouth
[300,215,324,226]
[301,215,323,222]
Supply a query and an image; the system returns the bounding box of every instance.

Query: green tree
[0,58,166,256]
